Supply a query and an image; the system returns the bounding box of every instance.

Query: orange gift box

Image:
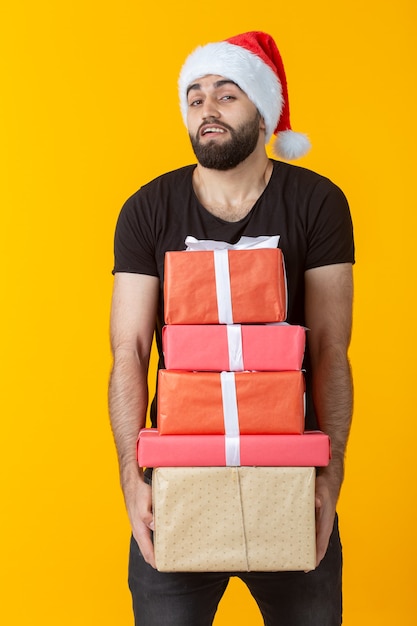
[162,323,305,371]
[164,248,287,324]
[157,369,305,435]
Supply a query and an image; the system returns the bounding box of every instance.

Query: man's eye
[189,99,202,107]
[221,95,235,101]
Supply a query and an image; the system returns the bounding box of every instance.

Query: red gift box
[157,369,305,436]
[162,323,305,371]
[164,248,287,324]
[137,429,331,468]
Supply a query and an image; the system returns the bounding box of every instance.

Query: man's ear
[259,115,266,131]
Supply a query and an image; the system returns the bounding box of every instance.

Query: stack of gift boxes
[137,238,331,573]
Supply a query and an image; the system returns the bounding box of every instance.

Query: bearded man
[109,31,354,626]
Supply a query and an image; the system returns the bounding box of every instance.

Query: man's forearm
[312,345,353,498]
[108,349,149,489]
[109,348,156,566]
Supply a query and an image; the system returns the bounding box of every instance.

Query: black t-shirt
[113,159,355,429]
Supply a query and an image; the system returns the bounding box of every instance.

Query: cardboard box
[157,370,305,435]
[164,248,287,324]
[137,429,331,468]
[162,323,306,372]
[152,466,316,572]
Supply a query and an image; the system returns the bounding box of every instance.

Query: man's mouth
[201,125,227,136]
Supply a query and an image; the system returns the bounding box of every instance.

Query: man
[109,31,354,626]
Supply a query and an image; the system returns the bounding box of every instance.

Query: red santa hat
[178,31,311,160]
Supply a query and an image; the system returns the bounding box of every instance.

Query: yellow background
[1,1,416,624]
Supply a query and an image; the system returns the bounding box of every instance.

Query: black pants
[128,515,342,626]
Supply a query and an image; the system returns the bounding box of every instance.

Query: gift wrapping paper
[164,248,287,324]
[157,369,305,437]
[162,323,305,372]
[152,466,316,572]
[137,428,331,468]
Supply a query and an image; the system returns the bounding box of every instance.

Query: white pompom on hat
[178,31,311,160]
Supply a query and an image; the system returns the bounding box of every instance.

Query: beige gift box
[152,466,316,572]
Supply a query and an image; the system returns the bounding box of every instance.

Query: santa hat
[178,31,311,160]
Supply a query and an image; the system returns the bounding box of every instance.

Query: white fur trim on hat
[178,41,283,143]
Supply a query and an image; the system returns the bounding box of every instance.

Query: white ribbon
[220,371,240,466]
[226,325,244,371]
[213,249,233,324]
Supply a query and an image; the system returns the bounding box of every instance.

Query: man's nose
[201,97,220,119]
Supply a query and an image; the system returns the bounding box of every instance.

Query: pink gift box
[157,369,305,435]
[162,323,305,371]
[137,429,331,467]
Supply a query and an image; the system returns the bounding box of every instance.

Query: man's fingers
[135,526,157,569]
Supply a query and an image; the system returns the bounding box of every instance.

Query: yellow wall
[1,1,416,624]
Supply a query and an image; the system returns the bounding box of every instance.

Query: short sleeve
[305,179,355,270]
[112,192,158,277]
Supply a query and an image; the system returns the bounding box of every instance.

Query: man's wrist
[120,458,143,490]
[316,458,345,500]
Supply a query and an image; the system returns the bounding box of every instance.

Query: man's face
[186,75,264,170]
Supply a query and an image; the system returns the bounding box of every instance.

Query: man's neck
[192,150,273,223]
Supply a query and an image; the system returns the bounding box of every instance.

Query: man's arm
[304,262,353,566]
[109,272,160,568]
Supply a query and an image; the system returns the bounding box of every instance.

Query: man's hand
[125,475,156,569]
[315,471,339,566]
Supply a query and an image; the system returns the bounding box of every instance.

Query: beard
[189,111,261,171]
